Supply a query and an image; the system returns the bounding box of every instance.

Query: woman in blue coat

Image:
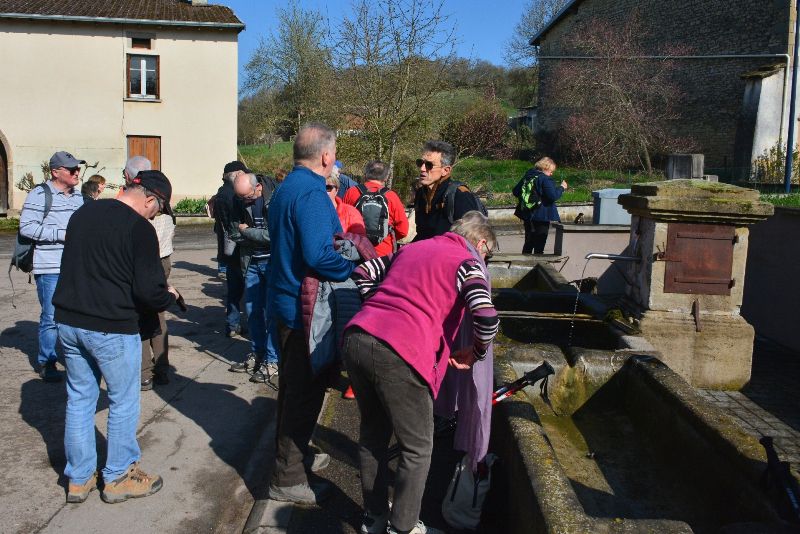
[512,157,568,254]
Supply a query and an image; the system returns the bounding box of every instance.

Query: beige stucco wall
[0,20,238,210]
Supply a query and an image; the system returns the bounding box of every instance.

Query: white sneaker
[359,509,388,534]
[266,361,279,378]
[387,520,443,534]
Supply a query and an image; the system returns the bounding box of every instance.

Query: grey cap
[49,151,86,169]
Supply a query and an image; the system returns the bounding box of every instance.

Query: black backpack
[443,180,488,224]
[11,182,52,273]
[354,184,392,246]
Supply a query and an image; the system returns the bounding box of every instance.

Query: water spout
[585,253,641,262]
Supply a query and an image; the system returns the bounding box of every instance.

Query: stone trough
[484,258,789,533]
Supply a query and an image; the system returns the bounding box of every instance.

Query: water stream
[567,258,593,347]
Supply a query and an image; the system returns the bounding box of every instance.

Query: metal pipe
[585,253,641,262]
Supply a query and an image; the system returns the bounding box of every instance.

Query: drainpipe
[538,53,792,176]
[785,0,800,193]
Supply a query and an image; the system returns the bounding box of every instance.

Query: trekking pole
[386,361,554,461]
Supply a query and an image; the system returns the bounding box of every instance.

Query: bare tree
[505,0,569,67]
[441,88,512,161]
[244,1,332,134]
[333,0,457,184]
[548,13,696,172]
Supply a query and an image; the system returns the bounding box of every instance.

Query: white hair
[125,156,151,179]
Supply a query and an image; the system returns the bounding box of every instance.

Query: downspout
[538,53,791,165]
[785,0,800,193]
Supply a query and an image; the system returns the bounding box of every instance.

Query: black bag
[354,184,391,246]
[11,183,52,273]
[444,181,488,224]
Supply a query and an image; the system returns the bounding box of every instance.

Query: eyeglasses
[482,242,494,261]
[416,159,443,171]
[326,185,336,191]
[147,194,164,213]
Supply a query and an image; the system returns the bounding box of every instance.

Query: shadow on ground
[743,337,800,433]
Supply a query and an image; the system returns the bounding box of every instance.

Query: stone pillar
[618,180,774,389]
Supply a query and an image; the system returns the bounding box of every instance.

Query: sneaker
[39,362,61,383]
[266,361,279,378]
[359,509,389,534]
[387,521,443,534]
[229,353,256,373]
[303,452,330,473]
[100,463,163,504]
[67,472,97,503]
[268,480,332,505]
[249,361,268,383]
[140,377,154,391]
[218,271,227,281]
[225,324,241,338]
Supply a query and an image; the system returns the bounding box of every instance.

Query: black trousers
[523,220,550,254]
[272,322,328,487]
[343,328,434,532]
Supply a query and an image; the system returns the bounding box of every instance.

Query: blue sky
[219,0,528,87]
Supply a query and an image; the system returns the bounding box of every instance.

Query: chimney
[187,0,208,5]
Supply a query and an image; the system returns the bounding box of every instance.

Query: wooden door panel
[127,136,161,170]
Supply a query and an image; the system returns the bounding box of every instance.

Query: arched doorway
[0,139,8,215]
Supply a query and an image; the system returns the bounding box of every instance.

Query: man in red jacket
[343,160,408,256]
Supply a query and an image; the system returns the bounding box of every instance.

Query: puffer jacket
[300,232,377,376]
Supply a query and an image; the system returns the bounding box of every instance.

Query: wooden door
[127,135,161,170]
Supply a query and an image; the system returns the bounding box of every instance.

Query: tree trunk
[641,142,653,174]
[387,134,398,189]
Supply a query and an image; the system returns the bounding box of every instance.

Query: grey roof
[529,0,581,46]
[0,0,244,30]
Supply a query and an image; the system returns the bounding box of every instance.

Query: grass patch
[238,142,294,175]
[761,193,800,207]
[0,217,19,232]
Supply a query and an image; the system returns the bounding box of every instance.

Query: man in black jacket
[53,170,177,505]
[215,161,249,337]
[228,172,279,383]
[412,140,483,241]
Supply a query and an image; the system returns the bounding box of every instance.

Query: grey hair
[293,122,336,162]
[125,156,151,179]
[422,140,456,167]
[450,211,496,250]
[234,172,259,188]
[364,160,390,182]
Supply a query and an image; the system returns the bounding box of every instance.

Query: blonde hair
[450,211,496,251]
[534,156,556,173]
[326,174,340,189]
[87,174,106,185]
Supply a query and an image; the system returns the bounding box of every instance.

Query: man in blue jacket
[267,122,355,505]
[512,156,568,254]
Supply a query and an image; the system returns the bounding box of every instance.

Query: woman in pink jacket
[343,211,499,534]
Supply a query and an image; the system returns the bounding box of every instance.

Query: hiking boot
[39,362,61,383]
[140,377,154,391]
[249,361,268,383]
[66,472,97,503]
[387,521,443,534]
[268,480,332,505]
[101,463,163,504]
[266,361,279,379]
[303,452,330,473]
[359,509,389,534]
[229,353,256,373]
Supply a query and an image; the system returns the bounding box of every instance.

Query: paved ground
[0,245,277,534]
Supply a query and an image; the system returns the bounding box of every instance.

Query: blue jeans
[35,273,59,367]
[245,259,278,363]
[225,256,244,333]
[58,324,142,484]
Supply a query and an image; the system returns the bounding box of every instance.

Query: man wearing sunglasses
[413,140,484,242]
[19,151,86,382]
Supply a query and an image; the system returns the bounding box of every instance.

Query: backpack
[443,180,488,224]
[205,194,216,219]
[513,169,541,220]
[11,183,52,273]
[354,184,392,246]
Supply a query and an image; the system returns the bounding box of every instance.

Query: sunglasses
[416,159,443,171]
[63,167,80,175]
[148,194,164,213]
[326,184,336,191]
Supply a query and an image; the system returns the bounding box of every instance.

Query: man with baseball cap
[215,160,250,339]
[19,151,85,382]
[52,169,178,504]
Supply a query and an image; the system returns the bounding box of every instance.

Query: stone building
[0,0,243,215]
[531,0,796,177]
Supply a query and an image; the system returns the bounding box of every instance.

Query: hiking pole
[386,361,554,461]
